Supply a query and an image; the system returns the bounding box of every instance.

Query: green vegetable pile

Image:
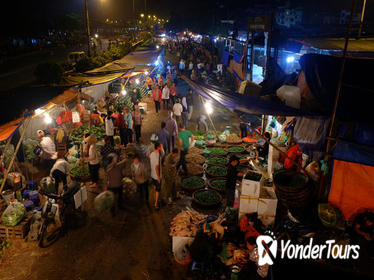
[194,190,221,204]
[0,239,11,258]
[24,144,38,160]
[210,179,226,190]
[207,148,227,156]
[244,172,262,181]
[182,176,205,190]
[192,131,205,140]
[207,165,227,176]
[207,157,227,165]
[70,164,90,179]
[69,126,105,147]
[226,146,244,153]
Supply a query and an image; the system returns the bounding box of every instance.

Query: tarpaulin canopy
[62,48,160,86]
[299,54,374,122]
[333,140,374,167]
[0,118,23,142]
[329,160,374,221]
[181,76,324,117]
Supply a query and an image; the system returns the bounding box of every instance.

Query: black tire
[38,222,61,248]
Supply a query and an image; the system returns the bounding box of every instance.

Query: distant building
[275,7,303,28]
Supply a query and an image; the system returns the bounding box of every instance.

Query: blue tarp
[222,51,230,66]
[333,140,374,167]
[233,51,242,63]
[182,77,325,117]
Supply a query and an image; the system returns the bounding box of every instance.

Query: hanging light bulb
[121,89,127,96]
[135,79,140,84]
[44,113,52,124]
[204,101,213,115]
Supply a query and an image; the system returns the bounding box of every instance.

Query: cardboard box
[241,172,263,198]
[257,187,278,226]
[239,195,259,219]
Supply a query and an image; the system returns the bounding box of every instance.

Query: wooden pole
[0,117,31,194]
[84,0,92,57]
[325,0,356,155]
[358,0,367,38]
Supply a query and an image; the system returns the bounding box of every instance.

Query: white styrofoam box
[172,236,194,255]
[138,102,147,112]
[268,146,287,179]
[241,172,263,197]
[257,187,278,226]
[239,195,259,219]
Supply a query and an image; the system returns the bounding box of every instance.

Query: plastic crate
[0,215,32,239]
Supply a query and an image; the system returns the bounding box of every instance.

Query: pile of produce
[207,157,227,165]
[186,163,204,176]
[192,131,206,140]
[69,126,105,147]
[169,208,207,237]
[94,191,114,213]
[195,140,206,149]
[226,146,245,153]
[23,138,39,160]
[209,178,227,192]
[206,148,227,156]
[244,172,262,181]
[0,144,14,168]
[1,202,26,226]
[70,163,90,180]
[206,165,227,177]
[226,133,242,144]
[193,189,221,205]
[0,240,11,258]
[186,154,206,165]
[189,147,204,155]
[182,176,205,190]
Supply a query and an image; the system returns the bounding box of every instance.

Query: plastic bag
[94,191,114,213]
[40,176,56,194]
[2,201,26,226]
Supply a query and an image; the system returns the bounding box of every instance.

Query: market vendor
[197,115,208,132]
[50,151,69,192]
[226,154,239,207]
[36,130,57,167]
[223,125,231,137]
[255,132,271,160]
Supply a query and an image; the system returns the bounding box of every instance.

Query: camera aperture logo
[257,235,360,265]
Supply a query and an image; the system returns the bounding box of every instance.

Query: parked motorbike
[38,182,83,248]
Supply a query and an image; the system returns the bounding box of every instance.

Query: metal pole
[358,0,367,38]
[250,31,254,82]
[326,0,356,155]
[85,0,92,57]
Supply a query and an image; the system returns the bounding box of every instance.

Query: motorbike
[38,182,82,248]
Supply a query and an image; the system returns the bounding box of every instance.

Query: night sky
[1,0,367,36]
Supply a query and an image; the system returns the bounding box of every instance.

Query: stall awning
[0,118,23,142]
[181,76,324,117]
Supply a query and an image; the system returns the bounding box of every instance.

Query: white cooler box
[257,187,278,226]
[241,172,263,198]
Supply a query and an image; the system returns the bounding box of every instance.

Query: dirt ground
[0,80,238,280]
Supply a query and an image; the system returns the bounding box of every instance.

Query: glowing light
[95,34,99,38]
[156,45,159,49]
[140,13,144,18]
[162,38,166,42]
[155,60,159,66]
[121,89,127,96]
[135,79,139,84]
[144,71,149,75]
[35,108,45,115]
[286,56,295,63]
[148,15,151,19]
[204,101,213,115]
[44,113,52,124]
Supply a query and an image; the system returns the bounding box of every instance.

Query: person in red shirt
[169,83,178,106]
[115,110,128,146]
[152,85,162,113]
